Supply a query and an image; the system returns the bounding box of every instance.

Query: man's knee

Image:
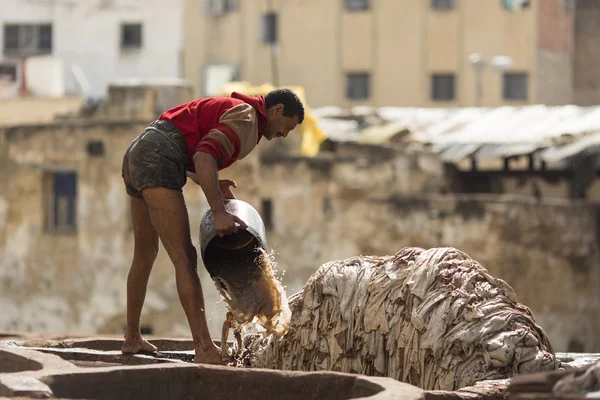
[135,241,159,265]
[187,244,198,271]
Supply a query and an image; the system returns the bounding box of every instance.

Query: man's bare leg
[142,187,222,364]
[122,196,159,354]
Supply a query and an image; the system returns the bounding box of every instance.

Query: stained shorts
[121,120,189,198]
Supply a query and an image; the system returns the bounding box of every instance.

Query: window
[261,199,273,230]
[202,63,240,97]
[431,74,455,101]
[87,140,105,157]
[204,0,238,15]
[45,171,77,234]
[346,0,369,11]
[431,0,456,9]
[140,325,153,335]
[564,0,575,12]
[260,12,278,44]
[3,24,52,56]
[346,73,370,100]
[503,73,528,100]
[0,63,17,83]
[120,23,142,50]
[323,197,333,216]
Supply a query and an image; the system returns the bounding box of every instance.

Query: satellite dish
[469,53,485,67]
[502,0,529,11]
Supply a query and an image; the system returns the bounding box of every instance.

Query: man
[120,89,305,364]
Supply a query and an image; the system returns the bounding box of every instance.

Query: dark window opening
[0,64,17,82]
[121,23,142,49]
[140,326,153,335]
[567,339,585,352]
[87,140,105,157]
[38,24,52,51]
[45,171,77,234]
[346,0,370,11]
[204,0,238,15]
[261,199,273,230]
[260,12,278,44]
[3,23,53,56]
[564,0,575,12]
[431,0,456,9]
[503,73,528,100]
[323,197,333,216]
[346,73,370,100]
[431,74,456,101]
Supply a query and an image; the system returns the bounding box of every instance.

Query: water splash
[213,248,291,337]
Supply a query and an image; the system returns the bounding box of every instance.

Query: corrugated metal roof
[315,104,600,162]
[540,131,600,163]
[354,121,409,145]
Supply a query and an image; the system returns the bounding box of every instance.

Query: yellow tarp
[218,82,327,157]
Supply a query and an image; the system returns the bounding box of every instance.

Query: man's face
[265,104,299,140]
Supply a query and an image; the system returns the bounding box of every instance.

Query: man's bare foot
[193,344,224,365]
[121,335,158,354]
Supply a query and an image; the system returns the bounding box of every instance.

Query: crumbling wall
[1,123,598,354]
[0,121,195,337]
[237,156,600,353]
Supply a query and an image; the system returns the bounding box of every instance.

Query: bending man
[120,89,305,364]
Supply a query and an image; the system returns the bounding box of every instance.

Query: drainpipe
[18,57,28,96]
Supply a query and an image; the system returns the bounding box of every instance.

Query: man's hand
[187,172,238,200]
[219,179,238,200]
[213,209,248,237]
[186,171,200,185]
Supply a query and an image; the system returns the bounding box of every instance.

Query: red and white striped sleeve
[195,103,259,169]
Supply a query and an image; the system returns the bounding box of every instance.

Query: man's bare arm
[192,151,248,236]
[193,151,226,214]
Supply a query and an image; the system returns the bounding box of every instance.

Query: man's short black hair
[265,88,305,124]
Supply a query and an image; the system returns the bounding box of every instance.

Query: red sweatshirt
[158,92,268,171]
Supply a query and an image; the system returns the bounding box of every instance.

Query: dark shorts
[121,120,189,198]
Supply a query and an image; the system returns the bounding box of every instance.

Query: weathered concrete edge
[0,344,426,400]
[354,376,425,400]
[39,364,426,400]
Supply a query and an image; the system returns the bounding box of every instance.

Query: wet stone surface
[0,333,598,400]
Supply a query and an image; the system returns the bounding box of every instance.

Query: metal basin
[199,199,267,280]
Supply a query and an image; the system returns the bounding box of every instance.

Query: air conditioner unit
[204,0,237,16]
[502,0,530,11]
[204,0,225,16]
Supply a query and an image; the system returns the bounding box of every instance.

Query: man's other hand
[219,179,238,200]
[186,171,200,185]
[213,209,248,237]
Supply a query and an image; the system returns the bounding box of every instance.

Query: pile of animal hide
[238,247,558,391]
[553,361,600,398]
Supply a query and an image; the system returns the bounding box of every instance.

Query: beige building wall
[183,0,575,108]
[0,96,83,126]
[459,0,538,107]
[535,0,575,105]
[574,0,600,106]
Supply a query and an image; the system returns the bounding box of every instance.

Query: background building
[0,0,183,99]
[183,0,588,108]
[1,84,599,352]
[574,0,600,106]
